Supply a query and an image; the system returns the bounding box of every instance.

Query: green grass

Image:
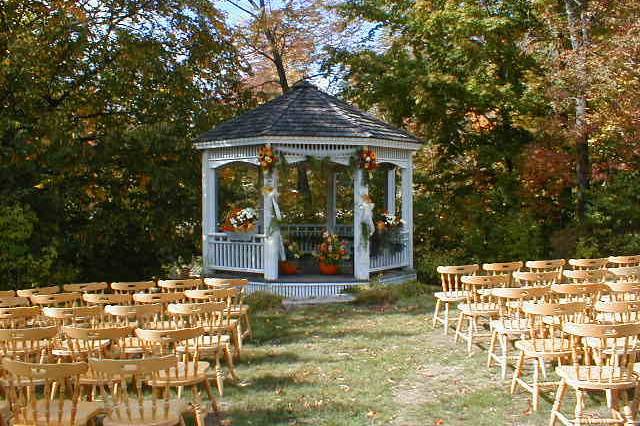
[218,286,561,425]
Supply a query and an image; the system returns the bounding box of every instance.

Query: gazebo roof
[197,80,421,146]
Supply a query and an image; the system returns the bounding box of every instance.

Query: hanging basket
[319,262,340,275]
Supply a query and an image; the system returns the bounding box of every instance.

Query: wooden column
[401,158,414,269]
[263,167,280,280]
[385,166,396,214]
[353,168,370,280]
[326,169,337,231]
[202,152,218,274]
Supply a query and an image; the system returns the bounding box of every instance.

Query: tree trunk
[564,0,591,221]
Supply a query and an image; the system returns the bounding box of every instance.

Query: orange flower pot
[279,261,298,275]
[319,262,340,275]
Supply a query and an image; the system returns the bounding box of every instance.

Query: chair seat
[514,338,572,356]
[14,400,102,426]
[148,361,211,386]
[434,291,468,302]
[490,318,530,335]
[52,339,111,357]
[458,302,499,316]
[176,335,230,355]
[557,365,638,390]
[103,400,188,426]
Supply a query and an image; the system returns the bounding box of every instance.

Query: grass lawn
[218,288,556,425]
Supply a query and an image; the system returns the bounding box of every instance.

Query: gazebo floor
[211,268,417,300]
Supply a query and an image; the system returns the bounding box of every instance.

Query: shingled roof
[197,80,421,145]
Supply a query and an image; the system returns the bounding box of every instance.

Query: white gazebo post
[353,168,370,280]
[263,166,280,280]
[385,166,396,214]
[401,157,414,269]
[202,152,218,273]
[326,169,337,232]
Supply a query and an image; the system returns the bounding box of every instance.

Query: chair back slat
[513,271,559,287]
[568,258,608,270]
[436,264,479,293]
[62,282,108,293]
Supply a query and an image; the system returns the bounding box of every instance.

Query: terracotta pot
[279,261,298,275]
[319,262,340,275]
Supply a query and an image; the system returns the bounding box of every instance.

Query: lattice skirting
[245,270,417,300]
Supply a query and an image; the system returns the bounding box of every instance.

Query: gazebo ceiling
[196,80,422,147]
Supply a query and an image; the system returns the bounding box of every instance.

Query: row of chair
[433,255,640,425]
[0,277,252,426]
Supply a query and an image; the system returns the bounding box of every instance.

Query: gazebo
[195,81,421,298]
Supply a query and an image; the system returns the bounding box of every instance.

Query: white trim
[194,136,422,151]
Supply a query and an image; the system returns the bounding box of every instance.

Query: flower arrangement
[223,207,257,232]
[358,148,379,171]
[259,145,277,171]
[375,211,405,231]
[284,240,303,260]
[314,231,350,266]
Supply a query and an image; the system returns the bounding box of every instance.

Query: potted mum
[222,207,258,240]
[279,240,303,275]
[314,231,350,275]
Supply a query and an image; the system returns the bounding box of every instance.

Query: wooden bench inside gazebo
[195,81,421,299]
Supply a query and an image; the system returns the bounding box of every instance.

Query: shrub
[245,291,284,312]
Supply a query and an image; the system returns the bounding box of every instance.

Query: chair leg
[532,358,540,411]
[443,302,450,335]
[500,335,509,381]
[487,330,497,368]
[454,313,464,343]
[432,299,441,328]
[575,389,584,426]
[224,344,240,381]
[549,378,568,426]
[244,311,253,339]
[203,377,218,413]
[511,351,525,394]
[467,317,475,354]
[214,353,224,396]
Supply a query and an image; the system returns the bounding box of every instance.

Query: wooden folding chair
[43,305,105,331]
[513,271,559,287]
[568,258,609,270]
[62,282,108,294]
[82,293,132,306]
[550,323,640,426]
[184,288,243,357]
[16,285,60,298]
[510,301,586,411]
[454,274,509,354]
[608,255,640,267]
[483,261,523,286]
[608,266,640,283]
[2,358,101,426]
[563,269,609,283]
[167,301,239,396]
[550,283,609,305]
[0,297,31,308]
[433,264,479,335]
[30,293,82,308]
[132,292,185,318]
[0,306,44,328]
[135,327,218,419]
[110,281,155,294]
[204,278,252,340]
[158,279,201,293]
[89,355,189,426]
[488,286,550,380]
[525,259,566,280]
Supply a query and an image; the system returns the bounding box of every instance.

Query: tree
[0,0,247,285]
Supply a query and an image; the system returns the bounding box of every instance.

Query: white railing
[206,233,265,273]
[280,224,353,254]
[369,231,410,272]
